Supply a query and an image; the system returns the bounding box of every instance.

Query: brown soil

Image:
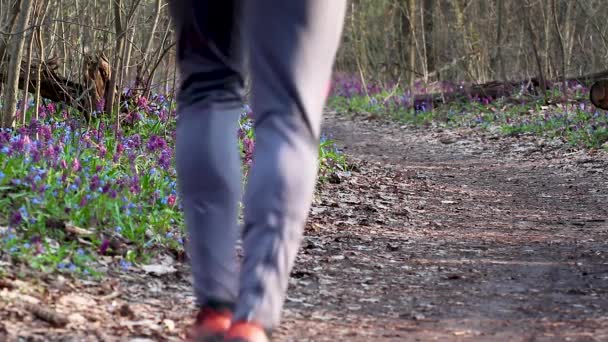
[1,111,607,341]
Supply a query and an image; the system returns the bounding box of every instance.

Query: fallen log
[409,69,608,109]
[408,78,546,109]
[0,56,128,121]
[0,59,87,113]
[566,69,608,83]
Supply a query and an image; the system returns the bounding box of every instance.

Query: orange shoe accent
[225,321,269,342]
[186,307,233,342]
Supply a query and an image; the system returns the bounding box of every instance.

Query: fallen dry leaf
[58,293,96,308]
[141,263,177,276]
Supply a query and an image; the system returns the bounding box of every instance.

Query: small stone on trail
[163,319,175,332]
[119,303,135,318]
[68,313,86,325]
[412,312,426,320]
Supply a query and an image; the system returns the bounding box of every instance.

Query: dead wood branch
[24,302,69,328]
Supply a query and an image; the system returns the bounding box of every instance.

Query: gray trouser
[169,0,346,330]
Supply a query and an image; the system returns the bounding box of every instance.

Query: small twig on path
[64,222,94,236]
[99,291,122,301]
[24,302,69,327]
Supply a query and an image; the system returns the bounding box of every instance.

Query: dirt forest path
[276,111,608,341]
[2,111,608,342]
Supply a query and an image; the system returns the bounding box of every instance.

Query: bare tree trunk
[47,3,60,58]
[399,0,413,87]
[20,0,47,125]
[2,0,34,128]
[0,0,23,70]
[452,0,477,80]
[408,0,417,88]
[104,0,124,119]
[562,1,576,76]
[34,26,44,121]
[136,0,162,89]
[143,41,176,97]
[119,24,132,90]
[522,0,547,98]
[551,0,567,96]
[21,26,35,125]
[59,0,67,76]
[123,25,135,87]
[495,0,506,81]
[142,18,173,96]
[540,1,554,79]
[163,57,170,94]
[0,1,23,97]
[33,0,50,122]
[422,0,434,81]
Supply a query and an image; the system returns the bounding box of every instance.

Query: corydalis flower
[147,135,168,152]
[113,143,125,163]
[10,134,32,153]
[130,175,141,194]
[137,96,149,110]
[90,175,100,191]
[30,236,44,255]
[243,137,255,160]
[125,111,143,125]
[99,145,107,158]
[72,158,81,172]
[10,211,22,225]
[167,194,177,207]
[158,150,172,169]
[158,108,169,122]
[46,103,56,114]
[99,239,110,255]
[29,145,41,163]
[120,259,132,271]
[125,134,142,149]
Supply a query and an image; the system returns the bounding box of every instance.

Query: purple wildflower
[10,211,22,225]
[72,158,81,172]
[90,175,100,191]
[137,96,149,110]
[167,194,177,207]
[158,150,172,169]
[120,259,132,271]
[46,103,56,114]
[243,137,255,161]
[99,239,110,255]
[147,135,168,152]
[126,134,142,149]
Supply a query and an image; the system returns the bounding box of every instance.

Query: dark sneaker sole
[190,332,225,342]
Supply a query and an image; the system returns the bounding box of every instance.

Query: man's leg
[232,0,347,332]
[170,0,244,310]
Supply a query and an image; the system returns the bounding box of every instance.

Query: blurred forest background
[0,0,607,127]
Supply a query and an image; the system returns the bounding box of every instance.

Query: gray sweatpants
[169,0,346,331]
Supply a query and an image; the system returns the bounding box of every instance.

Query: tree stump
[82,52,111,120]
